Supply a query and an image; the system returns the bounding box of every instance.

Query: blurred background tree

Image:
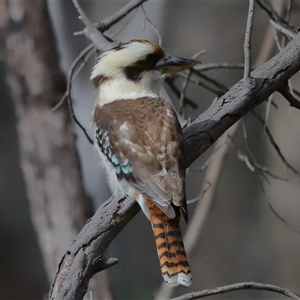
[0,1,300,299]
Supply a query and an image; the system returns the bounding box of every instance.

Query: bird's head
[91,39,199,104]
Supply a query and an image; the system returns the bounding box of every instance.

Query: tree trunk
[0,2,110,298]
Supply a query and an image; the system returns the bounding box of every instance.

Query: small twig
[165,48,202,120]
[256,0,291,29]
[66,45,95,144]
[108,8,139,38]
[94,0,147,32]
[257,175,300,239]
[228,136,256,172]
[186,182,211,205]
[192,69,228,93]
[242,118,257,164]
[67,101,93,144]
[191,49,206,60]
[179,71,191,118]
[227,136,287,181]
[165,78,198,109]
[195,139,228,172]
[286,79,295,121]
[293,89,300,98]
[270,19,296,39]
[240,118,284,181]
[285,0,293,24]
[268,200,300,236]
[176,72,227,96]
[258,166,287,181]
[272,25,283,51]
[243,113,287,181]
[171,281,300,300]
[43,44,95,123]
[89,291,93,300]
[141,5,162,46]
[263,94,273,134]
[177,48,206,116]
[278,83,300,110]
[244,0,255,79]
[280,1,293,47]
[72,0,91,27]
[189,69,228,96]
[72,0,116,51]
[251,110,300,177]
[194,62,245,72]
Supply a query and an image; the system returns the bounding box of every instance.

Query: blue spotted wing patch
[93,122,133,176]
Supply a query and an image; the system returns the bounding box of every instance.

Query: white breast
[95,67,165,106]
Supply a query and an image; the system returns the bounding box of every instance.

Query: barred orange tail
[147,201,192,287]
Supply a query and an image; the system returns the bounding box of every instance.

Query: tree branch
[94,0,147,32]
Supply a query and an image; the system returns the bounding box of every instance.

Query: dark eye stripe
[93,122,133,175]
[124,51,164,81]
[144,53,159,64]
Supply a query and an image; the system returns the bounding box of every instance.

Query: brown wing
[93,97,186,220]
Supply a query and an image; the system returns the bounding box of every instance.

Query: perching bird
[91,39,198,287]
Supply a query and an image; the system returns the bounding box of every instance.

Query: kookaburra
[91,39,198,287]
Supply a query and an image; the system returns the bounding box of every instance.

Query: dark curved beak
[156,56,200,74]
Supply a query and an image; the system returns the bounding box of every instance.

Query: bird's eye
[144,54,156,64]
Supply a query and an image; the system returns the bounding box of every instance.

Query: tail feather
[148,200,192,287]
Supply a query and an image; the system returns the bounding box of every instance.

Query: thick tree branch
[50,31,300,298]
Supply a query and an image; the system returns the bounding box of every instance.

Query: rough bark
[49,17,300,298]
[0,2,108,299]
